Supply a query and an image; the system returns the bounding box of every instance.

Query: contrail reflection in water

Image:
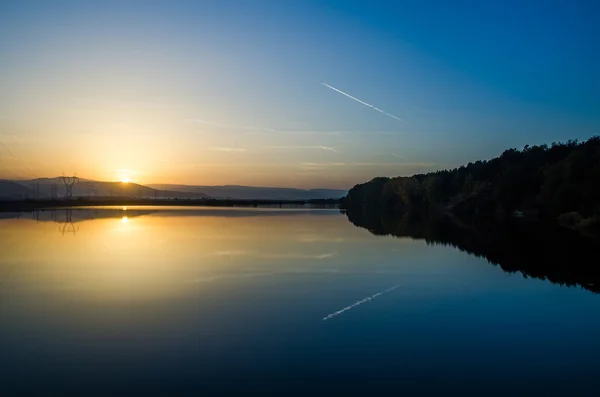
[322,285,399,321]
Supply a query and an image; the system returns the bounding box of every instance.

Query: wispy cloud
[256,252,337,260]
[209,250,337,260]
[280,130,346,137]
[391,153,408,160]
[265,145,338,153]
[210,147,247,152]
[298,236,346,243]
[186,118,228,128]
[187,118,393,138]
[300,162,346,170]
[242,125,276,132]
[189,271,278,283]
[322,82,402,122]
[352,162,436,167]
[322,285,399,321]
[301,162,346,167]
[210,250,249,256]
[186,118,275,133]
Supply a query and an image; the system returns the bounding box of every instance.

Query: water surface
[1,207,599,396]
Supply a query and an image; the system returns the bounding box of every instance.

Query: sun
[121,178,130,183]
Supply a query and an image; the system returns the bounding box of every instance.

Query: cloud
[210,250,249,256]
[322,285,399,321]
[317,145,338,153]
[210,147,247,152]
[391,153,408,160]
[301,162,346,167]
[185,118,228,128]
[298,236,346,243]
[265,145,338,153]
[190,271,279,283]
[241,125,276,132]
[280,130,345,137]
[300,162,346,170]
[187,118,397,138]
[186,118,275,132]
[259,252,337,260]
[322,82,402,122]
[209,250,337,260]
[351,162,436,167]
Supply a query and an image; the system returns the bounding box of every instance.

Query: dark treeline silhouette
[342,137,600,232]
[345,208,600,293]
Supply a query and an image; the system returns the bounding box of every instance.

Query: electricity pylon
[59,174,79,199]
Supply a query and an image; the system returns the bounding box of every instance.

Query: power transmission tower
[59,208,78,236]
[59,174,79,199]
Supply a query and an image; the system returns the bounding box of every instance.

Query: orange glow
[0,209,361,303]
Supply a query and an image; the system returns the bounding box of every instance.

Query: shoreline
[0,198,341,212]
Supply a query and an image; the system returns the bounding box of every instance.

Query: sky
[0,0,599,189]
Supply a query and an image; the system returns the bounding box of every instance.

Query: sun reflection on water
[0,210,364,304]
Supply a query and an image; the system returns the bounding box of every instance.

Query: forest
[341,136,600,230]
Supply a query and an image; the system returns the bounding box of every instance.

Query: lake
[1,207,599,396]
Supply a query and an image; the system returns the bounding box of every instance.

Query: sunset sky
[1,0,599,189]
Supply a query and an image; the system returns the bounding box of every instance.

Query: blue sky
[0,0,598,188]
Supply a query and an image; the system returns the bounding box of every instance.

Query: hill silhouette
[0,180,33,199]
[146,184,347,200]
[0,178,346,201]
[11,178,208,199]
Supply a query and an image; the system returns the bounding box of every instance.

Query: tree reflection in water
[345,208,600,293]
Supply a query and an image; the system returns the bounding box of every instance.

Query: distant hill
[0,180,34,199]
[14,178,209,199]
[146,184,347,200]
[3,178,345,201]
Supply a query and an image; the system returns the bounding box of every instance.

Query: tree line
[341,136,600,224]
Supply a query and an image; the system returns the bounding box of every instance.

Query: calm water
[1,207,599,396]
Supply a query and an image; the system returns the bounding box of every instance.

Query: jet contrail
[391,153,408,160]
[322,83,402,122]
[322,284,399,321]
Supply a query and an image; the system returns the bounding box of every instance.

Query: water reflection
[0,207,352,304]
[345,208,600,292]
[1,207,600,396]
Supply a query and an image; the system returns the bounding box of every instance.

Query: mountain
[14,178,209,199]
[0,180,34,199]
[146,184,347,200]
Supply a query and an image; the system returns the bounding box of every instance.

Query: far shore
[0,197,342,212]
